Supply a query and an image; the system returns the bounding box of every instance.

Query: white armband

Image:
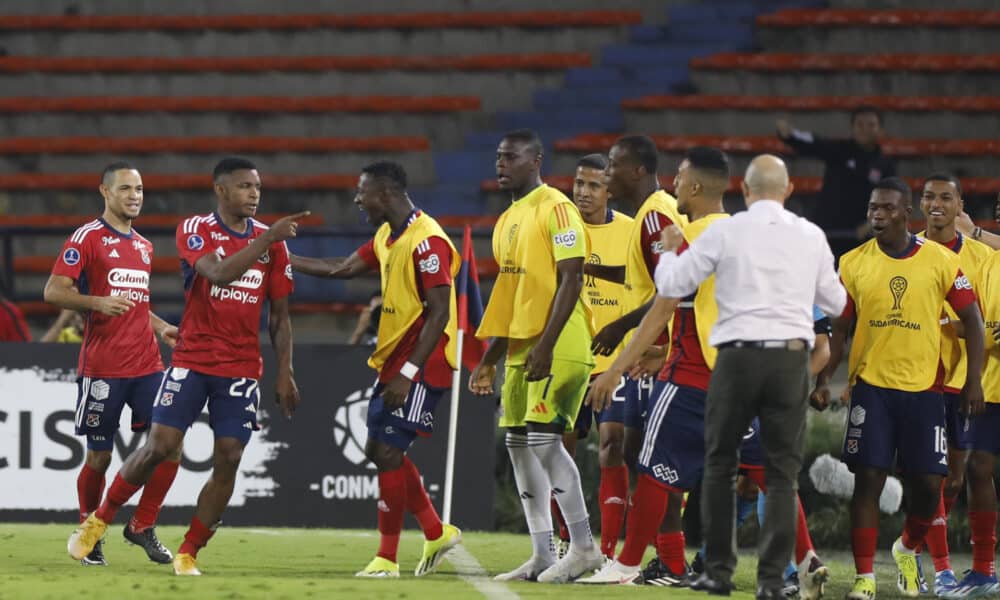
[400,361,419,381]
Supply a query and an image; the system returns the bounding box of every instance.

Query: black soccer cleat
[691,551,705,575]
[80,538,107,566]
[123,524,173,564]
[641,556,692,587]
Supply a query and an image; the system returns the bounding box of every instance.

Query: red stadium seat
[759,9,1000,28]
[622,95,1000,113]
[0,213,325,227]
[288,303,366,315]
[0,173,355,191]
[555,134,1000,158]
[0,11,642,31]
[0,136,429,154]
[0,54,591,73]
[0,96,480,113]
[692,53,1000,72]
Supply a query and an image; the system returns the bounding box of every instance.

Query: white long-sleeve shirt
[654,200,847,347]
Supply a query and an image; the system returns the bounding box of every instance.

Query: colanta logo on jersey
[107,268,151,303]
[209,269,264,304]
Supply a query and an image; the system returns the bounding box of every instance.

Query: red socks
[795,497,814,564]
[852,527,878,574]
[77,464,105,523]
[902,515,933,551]
[130,460,180,532]
[551,497,569,541]
[925,492,951,573]
[618,474,669,567]
[599,465,629,558]
[969,510,998,576]
[376,467,407,563]
[401,457,443,541]
[656,532,686,574]
[95,473,141,523]
[178,516,215,558]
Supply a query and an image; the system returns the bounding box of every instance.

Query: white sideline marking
[447,544,520,600]
[242,529,374,538]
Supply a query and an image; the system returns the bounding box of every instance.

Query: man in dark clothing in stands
[0,292,31,341]
[777,106,897,259]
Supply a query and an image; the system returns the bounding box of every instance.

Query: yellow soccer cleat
[414,524,462,577]
[67,513,108,561]
[892,537,921,598]
[173,552,202,576]
[356,556,400,578]
[846,575,877,600]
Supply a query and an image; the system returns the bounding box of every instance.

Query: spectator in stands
[776,106,897,259]
[0,292,31,341]
[349,292,382,346]
[41,308,84,343]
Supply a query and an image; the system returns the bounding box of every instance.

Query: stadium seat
[0,54,591,73]
[691,53,1000,72]
[758,9,1000,28]
[554,134,1000,158]
[0,96,480,113]
[14,254,178,274]
[0,11,642,31]
[0,136,429,154]
[0,174,355,191]
[622,95,1000,112]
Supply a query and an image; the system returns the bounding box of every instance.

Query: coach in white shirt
[654,154,846,599]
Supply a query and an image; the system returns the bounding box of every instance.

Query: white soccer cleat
[576,559,641,585]
[493,556,554,582]
[537,545,606,583]
[797,550,829,600]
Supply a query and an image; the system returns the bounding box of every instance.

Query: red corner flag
[456,225,487,371]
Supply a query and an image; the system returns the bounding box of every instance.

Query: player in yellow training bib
[469,129,603,583]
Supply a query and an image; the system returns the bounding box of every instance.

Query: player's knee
[853,469,887,498]
[85,449,112,472]
[968,452,995,481]
[214,441,244,473]
[943,474,965,498]
[165,442,183,463]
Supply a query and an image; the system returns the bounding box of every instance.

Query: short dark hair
[501,129,543,157]
[576,153,608,171]
[684,146,730,179]
[924,172,962,197]
[851,105,883,126]
[213,157,258,181]
[361,161,408,192]
[614,135,658,174]
[874,176,912,205]
[101,160,137,186]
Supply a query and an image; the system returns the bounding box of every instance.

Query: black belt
[718,339,808,351]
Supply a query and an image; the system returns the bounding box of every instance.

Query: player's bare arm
[591,300,654,356]
[289,251,372,279]
[469,337,507,395]
[583,263,625,284]
[195,211,309,286]
[809,331,831,377]
[957,209,1000,251]
[956,300,986,416]
[811,315,852,411]
[383,284,451,410]
[629,344,668,379]
[587,295,678,412]
[149,312,178,348]
[43,273,135,317]
[269,295,298,419]
[525,256,584,382]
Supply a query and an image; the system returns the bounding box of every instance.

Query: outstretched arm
[268,295,298,419]
[290,252,373,279]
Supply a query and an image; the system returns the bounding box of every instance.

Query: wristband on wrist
[973,226,983,240]
[400,361,419,380]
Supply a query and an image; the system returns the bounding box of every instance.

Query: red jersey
[658,239,712,390]
[0,298,30,341]
[358,221,454,388]
[641,211,675,278]
[172,213,294,379]
[51,218,162,378]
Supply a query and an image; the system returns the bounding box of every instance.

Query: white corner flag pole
[442,331,464,523]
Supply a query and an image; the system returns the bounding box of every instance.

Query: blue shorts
[637,380,706,491]
[739,417,764,469]
[969,403,1000,455]
[75,372,163,451]
[574,374,627,437]
[944,392,972,451]
[622,374,654,429]
[367,380,445,451]
[152,366,261,446]
[842,379,947,475]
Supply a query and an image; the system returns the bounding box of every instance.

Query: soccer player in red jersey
[67,158,306,576]
[45,162,180,566]
[291,161,462,578]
